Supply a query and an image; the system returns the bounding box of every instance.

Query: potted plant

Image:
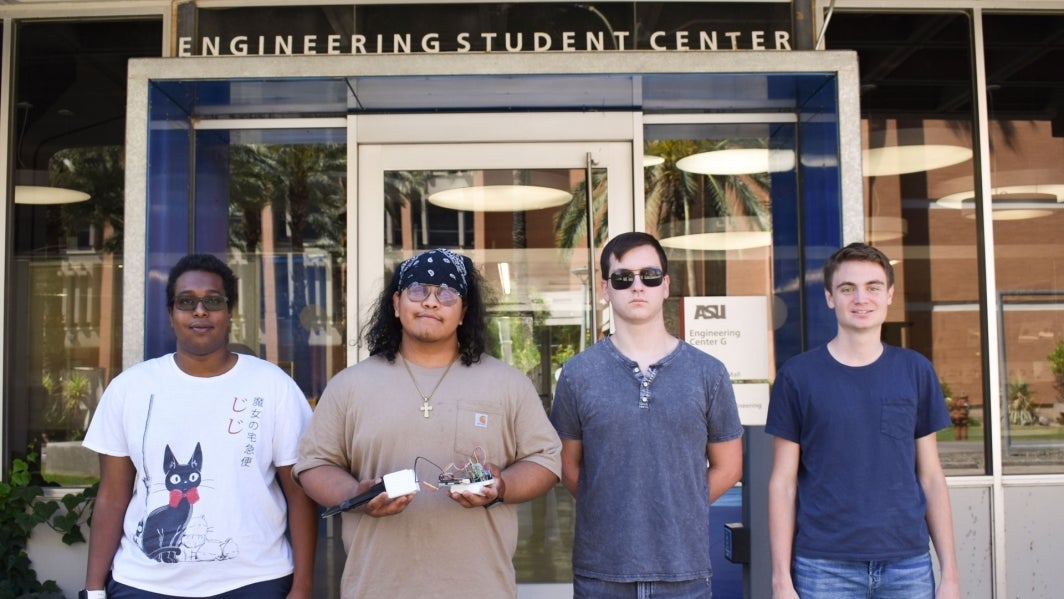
[1007,380,1038,426]
[61,371,91,434]
[40,368,102,486]
[1,450,95,598]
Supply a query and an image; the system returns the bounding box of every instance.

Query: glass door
[355,122,634,590]
[355,135,635,361]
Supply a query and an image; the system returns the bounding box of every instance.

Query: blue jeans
[793,553,934,599]
[107,574,292,599]
[574,574,712,598]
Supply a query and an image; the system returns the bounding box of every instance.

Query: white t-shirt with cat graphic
[84,353,311,595]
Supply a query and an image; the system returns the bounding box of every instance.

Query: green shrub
[0,451,95,598]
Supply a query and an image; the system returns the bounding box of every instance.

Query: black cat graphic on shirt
[137,443,202,563]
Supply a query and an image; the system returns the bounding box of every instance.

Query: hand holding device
[444,477,496,496]
[321,469,420,518]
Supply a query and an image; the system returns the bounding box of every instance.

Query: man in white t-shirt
[81,254,317,599]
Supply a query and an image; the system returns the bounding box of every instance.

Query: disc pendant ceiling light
[863,145,973,177]
[428,185,572,212]
[676,148,795,175]
[659,217,772,251]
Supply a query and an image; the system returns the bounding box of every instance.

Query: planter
[25,490,92,598]
[41,441,100,486]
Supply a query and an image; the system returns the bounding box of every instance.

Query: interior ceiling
[14,19,161,173]
[826,12,1064,125]
[179,71,814,118]
[12,10,1064,171]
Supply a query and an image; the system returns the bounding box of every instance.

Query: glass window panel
[141,128,346,406]
[7,19,161,483]
[143,125,347,404]
[827,12,985,475]
[385,164,604,397]
[643,123,787,331]
[643,122,788,592]
[221,130,347,403]
[984,13,1064,474]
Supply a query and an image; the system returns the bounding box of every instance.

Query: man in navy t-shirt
[766,243,960,599]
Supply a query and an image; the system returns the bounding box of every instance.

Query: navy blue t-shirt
[766,344,951,560]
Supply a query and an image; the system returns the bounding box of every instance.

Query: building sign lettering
[179,29,791,57]
[187,2,793,57]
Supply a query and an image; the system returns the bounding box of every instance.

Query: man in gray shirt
[550,232,743,598]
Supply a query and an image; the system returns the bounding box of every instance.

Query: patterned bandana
[397,248,470,296]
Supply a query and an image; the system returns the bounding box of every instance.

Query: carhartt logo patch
[474,413,489,428]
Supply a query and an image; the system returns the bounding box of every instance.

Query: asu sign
[683,295,771,426]
[693,303,728,320]
[684,296,768,379]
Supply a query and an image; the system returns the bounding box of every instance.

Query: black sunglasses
[608,268,665,290]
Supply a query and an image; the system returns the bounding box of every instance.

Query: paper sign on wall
[734,383,770,427]
[682,295,769,381]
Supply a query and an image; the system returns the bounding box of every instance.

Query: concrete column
[792,0,816,50]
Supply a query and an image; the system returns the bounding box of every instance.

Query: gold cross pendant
[420,401,433,418]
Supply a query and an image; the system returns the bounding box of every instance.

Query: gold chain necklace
[400,353,457,419]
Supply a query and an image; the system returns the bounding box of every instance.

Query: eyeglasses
[172,295,229,312]
[608,268,665,290]
[405,283,461,306]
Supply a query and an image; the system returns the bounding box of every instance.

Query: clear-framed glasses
[405,283,461,306]
[609,268,665,290]
[172,295,229,312]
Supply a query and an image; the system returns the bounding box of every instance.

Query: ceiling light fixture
[863,144,972,177]
[937,184,1063,221]
[11,103,91,206]
[643,155,665,168]
[14,184,91,205]
[427,185,572,212]
[659,216,772,251]
[677,148,795,175]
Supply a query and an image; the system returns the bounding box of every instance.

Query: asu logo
[694,304,726,319]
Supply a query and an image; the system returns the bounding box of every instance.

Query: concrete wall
[1004,483,1064,598]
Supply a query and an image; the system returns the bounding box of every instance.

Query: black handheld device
[321,480,387,518]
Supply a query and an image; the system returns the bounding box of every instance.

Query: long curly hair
[362,256,488,366]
